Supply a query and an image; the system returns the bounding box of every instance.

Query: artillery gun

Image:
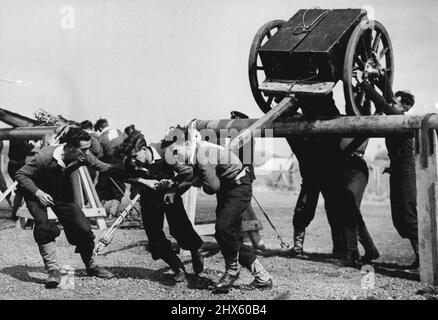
[249,8,393,116]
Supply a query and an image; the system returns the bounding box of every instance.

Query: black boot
[342,226,360,267]
[358,222,380,264]
[162,253,187,282]
[191,248,204,274]
[331,227,347,258]
[46,269,61,289]
[288,229,305,256]
[80,250,114,279]
[408,238,420,269]
[213,257,239,294]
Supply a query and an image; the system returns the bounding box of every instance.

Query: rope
[293,7,331,35]
[252,194,290,249]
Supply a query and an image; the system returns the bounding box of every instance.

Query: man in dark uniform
[337,137,379,265]
[360,70,419,267]
[16,127,119,288]
[286,94,379,265]
[118,130,204,282]
[80,120,102,182]
[168,129,273,293]
[286,94,345,257]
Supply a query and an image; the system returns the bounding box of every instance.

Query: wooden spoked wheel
[248,20,286,114]
[343,20,394,115]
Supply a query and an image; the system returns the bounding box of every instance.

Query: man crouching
[16,127,118,288]
[165,127,273,293]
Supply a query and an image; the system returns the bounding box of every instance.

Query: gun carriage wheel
[248,9,394,116]
[343,20,394,115]
[248,20,286,114]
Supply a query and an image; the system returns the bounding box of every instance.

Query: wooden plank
[95,217,107,230]
[228,97,294,154]
[415,127,438,285]
[82,167,102,207]
[82,208,107,218]
[0,181,17,204]
[78,167,97,208]
[242,204,265,250]
[242,219,263,232]
[194,223,216,236]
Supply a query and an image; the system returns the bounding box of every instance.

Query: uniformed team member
[285,94,346,257]
[15,127,119,288]
[285,94,379,265]
[167,128,273,293]
[94,118,125,217]
[117,130,204,282]
[360,70,419,268]
[338,137,379,265]
[80,120,102,182]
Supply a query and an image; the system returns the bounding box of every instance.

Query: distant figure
[124,124,136,138]
[80,120,102,182]
[79,120,102,158]
[94,118,126,217]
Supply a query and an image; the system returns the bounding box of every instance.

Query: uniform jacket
[16,145,120,202]
[194,141,243,195]
[125,145,194,196]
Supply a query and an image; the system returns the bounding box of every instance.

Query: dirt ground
[0,187,437,300]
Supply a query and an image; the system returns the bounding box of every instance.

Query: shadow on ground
[1,265,46,285]
[259,248,420,282]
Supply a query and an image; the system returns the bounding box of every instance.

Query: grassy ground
[0,187,436,300]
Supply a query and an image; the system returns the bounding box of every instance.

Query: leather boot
[162,253,187,282]
[288,229,305,256]
[358,222,380,264]
[343,226,360,267]
[331,227,347,258]
[80,250,114,279]
[38,242,61,288]
[191,248,204,274]
[242,259,273,291]
[408,238,420,269]
[213,257,240,294]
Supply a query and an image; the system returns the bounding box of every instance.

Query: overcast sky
[0,0,436,157]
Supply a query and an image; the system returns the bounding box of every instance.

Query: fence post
[415,126,438,285]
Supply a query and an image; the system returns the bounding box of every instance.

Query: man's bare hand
[137,178,159,190]
[35,189,54,207]
[156,179,174,190]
